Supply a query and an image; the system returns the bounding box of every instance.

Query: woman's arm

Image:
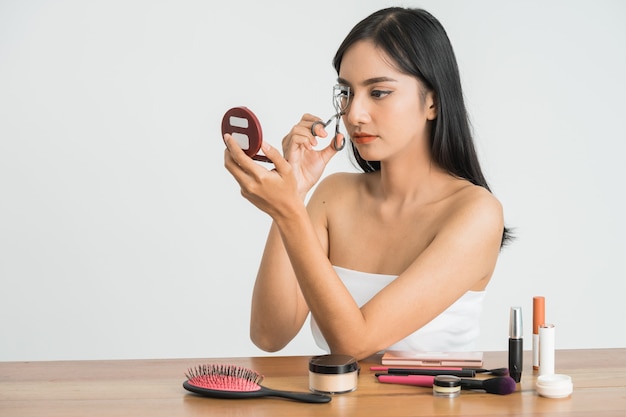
[248,220,309,352]
[224,114,342,352]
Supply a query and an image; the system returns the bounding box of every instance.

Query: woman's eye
[371,90,392,98]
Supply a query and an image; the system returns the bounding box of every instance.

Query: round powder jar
[536,374,573,398]
[308,354,359,394]
[433,375,461,398]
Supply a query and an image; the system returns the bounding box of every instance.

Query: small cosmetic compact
[308,354,359,394]
[432,375,461,398]
[535,374,573,398]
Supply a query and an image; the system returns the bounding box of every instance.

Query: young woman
[223,7,511,361]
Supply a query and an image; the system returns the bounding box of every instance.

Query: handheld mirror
[221,106,271,163]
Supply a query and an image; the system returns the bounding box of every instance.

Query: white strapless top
[310,265,486,352]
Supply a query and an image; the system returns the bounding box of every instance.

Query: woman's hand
[224,133,299,218]
[224,113,343,215]
[281,114,343,196]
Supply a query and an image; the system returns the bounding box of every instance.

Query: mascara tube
[509,306,523,383]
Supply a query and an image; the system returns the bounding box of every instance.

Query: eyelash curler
[310,84,351,151]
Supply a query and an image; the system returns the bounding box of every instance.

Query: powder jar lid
[309,354,359,374]
[433,375,462,388]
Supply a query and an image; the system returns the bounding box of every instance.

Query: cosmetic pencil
[509,306,523,383]
[370,366,463,372]
[370,366,508,376]
[374,368,476,377]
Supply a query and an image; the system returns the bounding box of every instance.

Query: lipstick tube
[533,296,545,370]
[539,324,555,376]
[509,306,523,383]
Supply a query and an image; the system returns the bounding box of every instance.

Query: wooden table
[1,349,625,416]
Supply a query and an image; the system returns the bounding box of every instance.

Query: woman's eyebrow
[337,76,398,86]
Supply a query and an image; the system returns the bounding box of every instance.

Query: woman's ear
[426,91,437,120]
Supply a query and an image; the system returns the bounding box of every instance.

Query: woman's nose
[344,94,370,126]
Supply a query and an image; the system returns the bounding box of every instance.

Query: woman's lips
[352,134,377,145]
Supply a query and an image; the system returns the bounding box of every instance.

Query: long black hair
[333,7,512,246]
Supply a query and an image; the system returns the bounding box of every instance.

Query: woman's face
[338,40,436,162]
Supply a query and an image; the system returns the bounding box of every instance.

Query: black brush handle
[459,378,486,390]
[475,368,509,376]
[260,387,331,403]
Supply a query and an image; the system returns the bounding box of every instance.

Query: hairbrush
[183,364,331,403]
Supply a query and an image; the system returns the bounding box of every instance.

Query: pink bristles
[185,364,264,392]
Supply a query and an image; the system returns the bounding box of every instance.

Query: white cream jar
[536,374,574,398]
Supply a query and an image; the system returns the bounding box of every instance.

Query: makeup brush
[474,368,509,376]
[377,374,517,395]
[183,364,331,403]
[371,366,509,377]
[376,369,476,377]
[460,376,517,395]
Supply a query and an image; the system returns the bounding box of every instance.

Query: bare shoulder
[306,171,366,223]
[317,171,362,189]
[453,183,503,215]
[309,172,364,201]
[441,183,504,245]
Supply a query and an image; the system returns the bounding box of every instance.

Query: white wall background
[1,0,625,361]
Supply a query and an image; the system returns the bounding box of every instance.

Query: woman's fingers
[223,133,264,178]
[261,141,289,173]
[282,114,333,159]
